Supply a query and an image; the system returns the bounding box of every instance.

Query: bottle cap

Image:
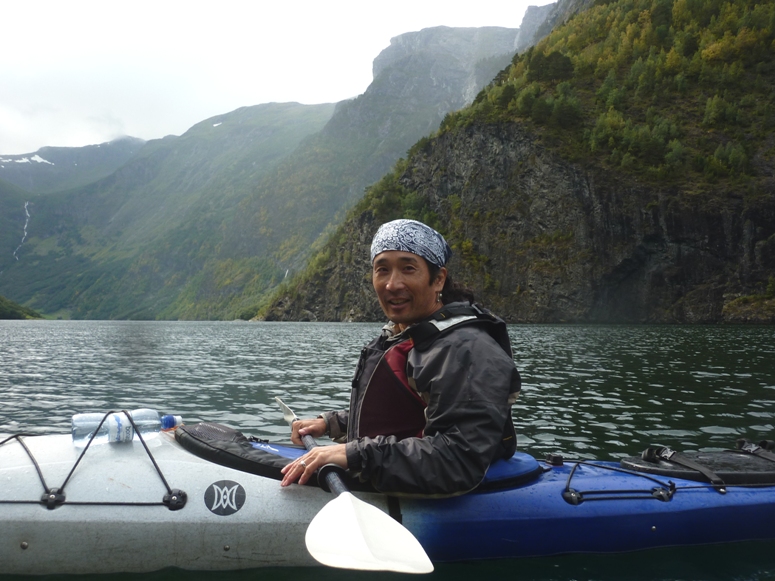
[161,414,184,430]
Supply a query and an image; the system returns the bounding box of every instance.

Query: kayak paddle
[275,397,433,574]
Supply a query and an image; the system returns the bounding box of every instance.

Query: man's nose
[385,270,405,290]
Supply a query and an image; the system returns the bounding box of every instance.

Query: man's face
[372,251,446,330]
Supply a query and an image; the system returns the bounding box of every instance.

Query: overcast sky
[0,0,553,155]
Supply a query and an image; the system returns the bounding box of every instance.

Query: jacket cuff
[345,440,363,471]
[316,413,330,435]
[322,411,345,441]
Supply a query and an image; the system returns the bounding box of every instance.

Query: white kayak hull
[0,433,386,574]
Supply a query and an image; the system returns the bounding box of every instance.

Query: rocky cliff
[260,122,775,323]
[514,4,557,53]
[372,26,520,103]
[530,0,596,48]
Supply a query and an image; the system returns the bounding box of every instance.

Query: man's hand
[280,444,347,487]
[290,417,327,445]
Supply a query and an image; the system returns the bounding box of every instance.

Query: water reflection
[1,321,774,461]
[511,325,775,458]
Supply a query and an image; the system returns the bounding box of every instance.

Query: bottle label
[107,413,135,443]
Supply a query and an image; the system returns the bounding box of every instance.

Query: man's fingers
[297,461,310,484]
[280,445,344,487]
[281,454,315,486]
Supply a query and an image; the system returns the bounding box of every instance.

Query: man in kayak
[280,219,520,495]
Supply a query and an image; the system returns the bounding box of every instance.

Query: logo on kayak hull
[204,480,246,516]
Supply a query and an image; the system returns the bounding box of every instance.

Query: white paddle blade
[305,491,434,574]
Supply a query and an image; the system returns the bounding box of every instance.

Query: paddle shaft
[299,432,348,496]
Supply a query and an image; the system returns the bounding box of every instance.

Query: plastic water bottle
[71,409,183,446]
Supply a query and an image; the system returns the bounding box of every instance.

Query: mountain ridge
[0,136,146,194]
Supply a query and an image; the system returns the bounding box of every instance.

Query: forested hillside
[0,294,40,319]
[459,0,775,188]
[260,0,775,323]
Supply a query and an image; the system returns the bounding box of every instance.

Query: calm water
[2,320,775,580]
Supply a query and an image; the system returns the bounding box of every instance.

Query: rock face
[262,122,775,323]
[373,26,520,103]
[514,4,557,53]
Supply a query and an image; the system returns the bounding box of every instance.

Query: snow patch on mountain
[0,155,54,165]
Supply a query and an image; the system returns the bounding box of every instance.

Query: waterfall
[12,201,31,261]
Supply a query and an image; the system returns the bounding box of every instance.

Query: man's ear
[435,267,448,289]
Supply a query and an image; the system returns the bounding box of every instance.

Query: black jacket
[322,303,520,497]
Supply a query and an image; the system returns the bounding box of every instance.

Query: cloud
[0,0,553,154]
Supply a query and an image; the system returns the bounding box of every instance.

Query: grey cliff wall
[372,26,520,104]
[262,122,775,323]
[514,4,557,53]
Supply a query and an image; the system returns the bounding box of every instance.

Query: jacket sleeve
[345,326,519,496]
[321,410,349,441]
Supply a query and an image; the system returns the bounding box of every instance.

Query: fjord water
[1,320,774,581]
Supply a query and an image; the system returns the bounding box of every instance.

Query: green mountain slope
[0,102,336,319]
[0,294,41,319]
[0,137,146,194]
[0,178,35,280]
[158,28,518,320]
[260,0,775,324]
[452,0,775,189]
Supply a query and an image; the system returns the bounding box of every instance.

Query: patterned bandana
[370,219,452,268]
